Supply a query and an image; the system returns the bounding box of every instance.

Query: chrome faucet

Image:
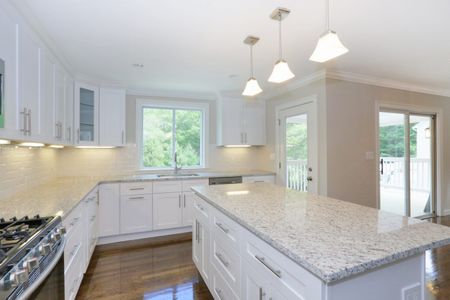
[174,152,182,174]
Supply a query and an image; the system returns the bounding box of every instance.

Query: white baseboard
[97,226,192,245]
[442,209,450,216]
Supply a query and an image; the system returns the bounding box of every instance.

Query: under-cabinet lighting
[226,191,250,196]
[223,145,251,148]
[19,142,45,147]
[75,146,116,149]
[0,139,11,145]
[49,145,64,149]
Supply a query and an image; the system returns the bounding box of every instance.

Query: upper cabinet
[216,97,266,146]
[74,82,99,145]
[99,87,126,146]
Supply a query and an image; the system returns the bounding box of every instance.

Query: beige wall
[325,78,450,212]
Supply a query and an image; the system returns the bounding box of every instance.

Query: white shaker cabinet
[99,87,126,146]
[216,97,266,146]
[120,194,153,234]
[153,192,184,230]
[182,192,195,226]
[64,75,74,144]
[98,183,120,237]
[40,51,56,141]
[74,82,99,145]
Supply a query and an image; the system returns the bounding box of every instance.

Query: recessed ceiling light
[132,63,144,68]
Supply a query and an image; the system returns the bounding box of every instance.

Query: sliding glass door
[379,110,435,218]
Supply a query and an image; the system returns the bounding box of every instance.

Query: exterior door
[379,110,436,218]
[278,102,318,193]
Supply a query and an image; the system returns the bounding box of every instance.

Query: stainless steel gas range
[0,215,66,300]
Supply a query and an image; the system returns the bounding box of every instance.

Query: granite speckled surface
[191,183,450,283]
[0,171,274,220]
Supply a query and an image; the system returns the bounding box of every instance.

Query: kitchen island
[191,183,450,300]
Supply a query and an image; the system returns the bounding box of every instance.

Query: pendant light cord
[250,45,254,77]
[278,14,283,60]
[326,0,330,31]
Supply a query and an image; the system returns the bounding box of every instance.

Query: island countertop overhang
[191,182,450,283]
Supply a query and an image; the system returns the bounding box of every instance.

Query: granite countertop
[0,170,274,219]
[191,183,450,283]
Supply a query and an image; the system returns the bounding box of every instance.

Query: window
[137,100,207,170]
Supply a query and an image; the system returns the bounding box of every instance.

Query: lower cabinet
[98,183,120,237]
[153,192,183,230]
[193,199,211,285]
[120,194,153,234]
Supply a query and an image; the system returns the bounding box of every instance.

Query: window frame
[136,99,209,171]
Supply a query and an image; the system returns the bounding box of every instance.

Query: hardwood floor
[77,217,450,300]
[426,216,450,300]
[76,233,213,300]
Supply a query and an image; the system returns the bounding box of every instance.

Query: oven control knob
[58,227,67,235]
[10,269,29,285]
[39,243,51,256]
[51,232,61,242]
[23,257,39,272]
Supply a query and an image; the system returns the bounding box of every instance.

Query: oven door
[17,241,65,300]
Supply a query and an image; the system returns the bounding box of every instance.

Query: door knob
[307,176,313,181]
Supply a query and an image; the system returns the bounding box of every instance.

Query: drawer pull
[129,196,144,200]
[90,216,96,222]
[255,255,282,278]
[129,187,145,191]
[196,204,204,211]
[69,217,80,227]
[259,287,266,300]
[216,222,229,234]
[215,288,225,300]
[70,244,79,257]
[215,252,230,268]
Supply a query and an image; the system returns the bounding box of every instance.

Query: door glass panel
[410,115,433,217]
[79,88,95,141]
[379,112,406,215]
[286,114,308,191]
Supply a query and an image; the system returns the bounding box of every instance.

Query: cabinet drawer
[242,229,323,300]
[211,264,239,300]
[64,244,84,300]
[242,175,275,183]
[63,205,83,239]
[153,180,182,193]
[212,236,241,295]
[64,223,83,272]
[120,181,153,195]
[212,209,241,251]
[182,179,208,192]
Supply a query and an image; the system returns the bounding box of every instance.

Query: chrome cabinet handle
[129,187,144,191]
[68,126,71,142]
[255,255,282,278]
[90,215,96,222]
[27,109,31,135]
[183,194,186,207]
[259,287,265,300]
[129,196,144,200]
[216,252,230,268]
[122,130,124,144]
[216,222,229,234]
[179,194,181,208]
[196,204,204,211]
[76,128,80,143]
[215,288,224,300]
[20,108,27,134]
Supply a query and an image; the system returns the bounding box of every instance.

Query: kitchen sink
[156,173,200,178]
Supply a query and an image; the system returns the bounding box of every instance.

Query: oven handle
[17,238,66,300]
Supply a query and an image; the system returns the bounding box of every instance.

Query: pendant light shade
[242,77,263,96]
[268,8,295,84]
[268,60,295,83]
[242,36,262,97]
[310,0,348,63]
[309,30,348,62]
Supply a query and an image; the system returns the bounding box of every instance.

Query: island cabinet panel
[98,183,120,237]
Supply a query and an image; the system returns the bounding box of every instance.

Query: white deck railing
[380,157,431,192]
[287,160,308,191]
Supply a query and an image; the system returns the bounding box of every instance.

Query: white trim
[375,101,444,216]
[327,70,450,98]
[443,209,450,216]
[97,226,192,245]
[275,95,319,192]
[128,88,217,101]
[136,98,209,171]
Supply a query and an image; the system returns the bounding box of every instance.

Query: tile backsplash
[0,145,59,198]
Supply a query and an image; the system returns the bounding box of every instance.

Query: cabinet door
[241,261,271,300]
[199,220,211,284]
[64,75,74,144]
[243,99,266,146]
[99,87,126,146]
[54,64,65,141]
[41,52,55,141]
[0,9,19,137]
[152,192,183,230]
[182,192,194,226]
[192,218,202,270]
[74,82,99,145]
[98,184,120,237]
[120,194,152,234]
[18,25,41,138]
[217,98,244,146]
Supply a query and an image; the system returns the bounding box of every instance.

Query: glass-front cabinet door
[74,82,99,145]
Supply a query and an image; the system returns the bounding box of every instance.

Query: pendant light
[242,36,263,97]
[268,8,295,83]
[310,0,348,63]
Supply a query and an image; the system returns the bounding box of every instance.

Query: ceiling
[11,0,450,96]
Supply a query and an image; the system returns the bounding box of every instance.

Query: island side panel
[325,254,425,300]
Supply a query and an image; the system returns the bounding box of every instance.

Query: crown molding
[127,88,218,101]
[326,70,450,98]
